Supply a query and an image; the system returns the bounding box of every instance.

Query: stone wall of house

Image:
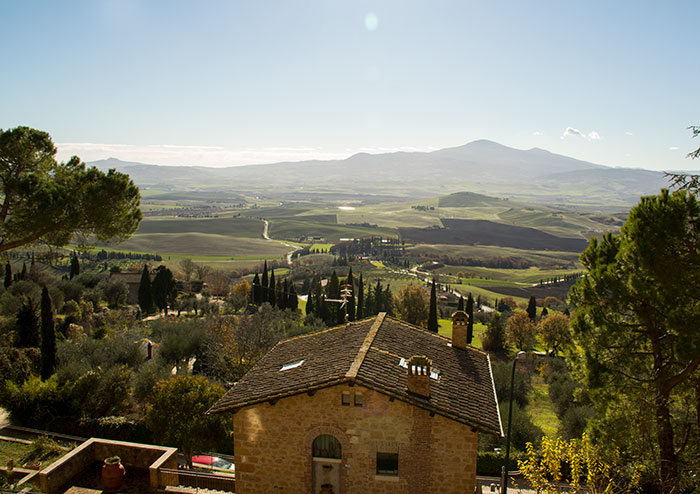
[232,383,478,494]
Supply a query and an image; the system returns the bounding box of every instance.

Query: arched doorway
[312,434,342,494]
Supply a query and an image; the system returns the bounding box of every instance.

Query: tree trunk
[656,390,678,492]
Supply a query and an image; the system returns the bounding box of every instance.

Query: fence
[158,467,236,492]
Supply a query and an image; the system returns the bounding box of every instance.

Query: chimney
[406,355,432,398]
[451,310,469,350]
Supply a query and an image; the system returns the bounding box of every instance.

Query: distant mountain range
[90,139,669,207]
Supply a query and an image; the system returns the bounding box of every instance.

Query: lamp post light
[502,350,527,494]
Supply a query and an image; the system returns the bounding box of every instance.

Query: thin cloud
[669,146,679,151]
[532,131,544,136]
[560,127,601,141]
[625,131,634,136]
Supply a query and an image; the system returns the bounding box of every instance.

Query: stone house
[208,311,502,494]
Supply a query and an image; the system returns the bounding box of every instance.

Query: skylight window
[280,359,304,371]
[398,358,439,380]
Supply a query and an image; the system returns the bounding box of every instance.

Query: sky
[1,0,699,170]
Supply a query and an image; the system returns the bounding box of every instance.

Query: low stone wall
[38,437,178,494]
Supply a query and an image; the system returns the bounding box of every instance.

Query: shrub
[74,272,104,289]
[477,451,527,476]
[52,279,84,303]
[490,360,532,407]
[98,279,128,309]
[0,375,73,427]
[482,313,506,352]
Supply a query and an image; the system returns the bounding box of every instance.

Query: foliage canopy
[0,126,142,252]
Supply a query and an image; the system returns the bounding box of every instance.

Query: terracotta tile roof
[208,313,502,436]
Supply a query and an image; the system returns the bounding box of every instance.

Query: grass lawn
[0,441,32,466]
[0,438,73,470]
[526,375,561,436]
[438,321,487,348]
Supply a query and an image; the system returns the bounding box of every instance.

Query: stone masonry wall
[232,383,478,494]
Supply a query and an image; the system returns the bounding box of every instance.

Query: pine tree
[261,261,269,303]
[466,293,475,345]
[526,295,537,321]
[4,262,11,289]
[288,283,298,311]
[356,273,364,319]
[40,286,56,380]
[252,273,261,305]
[269,269,276,307]
[345,267,356,321]
[16,298,39,348]
[458,295,465,311]
[138,264,155,314]
[428,280,438,332]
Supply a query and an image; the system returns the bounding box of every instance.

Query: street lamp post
[502,350,527,494]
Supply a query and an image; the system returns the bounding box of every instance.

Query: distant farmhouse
[208,311,502,494]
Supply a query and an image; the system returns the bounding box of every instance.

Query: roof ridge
[346,312,386,379]
[384,315,489,356]
[279,315,379,345]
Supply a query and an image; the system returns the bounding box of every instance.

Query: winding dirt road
[261,219,300,266]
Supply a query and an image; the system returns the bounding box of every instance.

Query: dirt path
[261,219,300,266]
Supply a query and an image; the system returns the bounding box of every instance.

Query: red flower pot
[102,456,126,490]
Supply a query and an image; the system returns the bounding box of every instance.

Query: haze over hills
[90,139,669,207]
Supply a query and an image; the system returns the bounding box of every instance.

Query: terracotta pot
[102,456,126,490]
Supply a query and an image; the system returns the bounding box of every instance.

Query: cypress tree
[356,273,364,319]
[428,280,438,332]
[280,278,288,310]
[458,295,465,311]
[383,284,394,316]
[269,269,276,307]
[252,273,261,305]
[526,295,537,321]
[138,264,155,315]
[317,280,330,324]
[541,306,549,318]
[345,267,356,321]
[152,266,176,315]
[373,281,382,315]
[288,283,298,311]
[4,262,11,289]
[466,293,475,344]
[16,298,39,348]
[306,288,314,315]
[69,255,80,279]
[21,262,27,280]
[40,286,57,380]
[328,271,341,324]
[261,261,269,303]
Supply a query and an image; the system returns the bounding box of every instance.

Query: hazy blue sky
[1,1,698,170]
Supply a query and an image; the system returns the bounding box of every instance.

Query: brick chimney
[451,310,469,350]
[406,355,432,398]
